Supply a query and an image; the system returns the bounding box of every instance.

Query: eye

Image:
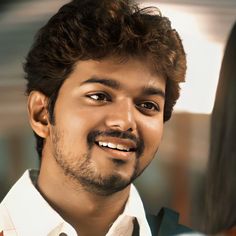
[137,101,160,113]
[86,92,111,102]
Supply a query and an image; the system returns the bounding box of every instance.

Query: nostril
[105,123,136,133]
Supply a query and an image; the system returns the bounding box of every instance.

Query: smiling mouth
[95,141,136,153]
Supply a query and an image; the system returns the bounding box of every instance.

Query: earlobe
[27,91,50,138]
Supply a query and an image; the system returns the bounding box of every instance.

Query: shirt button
[59,233,68,236]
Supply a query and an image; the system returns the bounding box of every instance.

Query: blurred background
[0,0,236,232]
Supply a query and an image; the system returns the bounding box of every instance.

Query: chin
[77,171,134,196]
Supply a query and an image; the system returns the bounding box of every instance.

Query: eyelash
[86,92,111,102]
[86,92,160,114]
[136,101,160,113]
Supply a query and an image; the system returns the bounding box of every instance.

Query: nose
[105,99,137,132]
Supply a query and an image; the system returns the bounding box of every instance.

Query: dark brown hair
[205,22,236,234]
[24,0,186,159]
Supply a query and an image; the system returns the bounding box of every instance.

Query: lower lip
[95,144,135,161]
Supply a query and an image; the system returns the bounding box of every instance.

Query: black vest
[132,207,193,236]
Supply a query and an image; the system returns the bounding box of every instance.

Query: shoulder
[146,207,193,236]
[0,170,34,233]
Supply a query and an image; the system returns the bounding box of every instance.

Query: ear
[27,91,50,138]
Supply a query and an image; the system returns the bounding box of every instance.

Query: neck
[37,161,131,236]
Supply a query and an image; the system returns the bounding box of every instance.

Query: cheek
[139,119,164,165]
[143,118,164,147]
[54,107,105,144]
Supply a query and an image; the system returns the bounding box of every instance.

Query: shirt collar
[1,169,151,236]
[1,169,70,235]
[106,184,152,236]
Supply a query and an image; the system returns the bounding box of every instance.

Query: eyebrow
[81,76,165,98]
[80,77,121,90]
[142,87,165,99]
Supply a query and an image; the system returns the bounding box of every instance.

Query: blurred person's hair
[205,22,236,234]
[24,0,186,160]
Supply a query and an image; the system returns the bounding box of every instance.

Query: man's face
[44,58,165,195]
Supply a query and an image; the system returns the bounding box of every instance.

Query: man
[0,0,191,235]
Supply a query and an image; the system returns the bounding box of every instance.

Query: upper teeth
[98,141,130,152]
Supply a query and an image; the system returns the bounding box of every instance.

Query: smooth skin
[28,58,166,236]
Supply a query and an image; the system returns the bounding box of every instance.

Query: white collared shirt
[0,170,151,236]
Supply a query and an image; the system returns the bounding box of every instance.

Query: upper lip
[95,137,137,151]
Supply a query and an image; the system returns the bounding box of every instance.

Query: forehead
[67,58,166,90]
